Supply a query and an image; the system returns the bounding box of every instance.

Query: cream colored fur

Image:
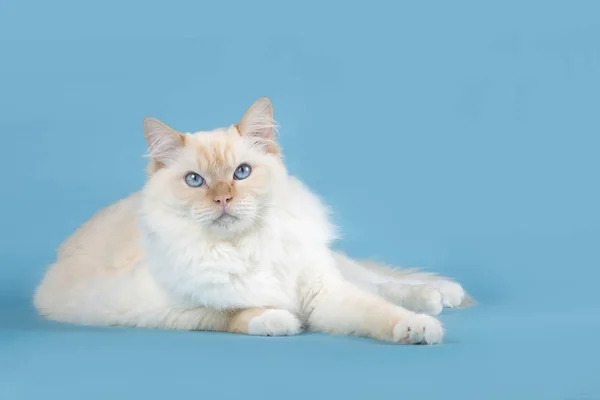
[34,97,468,344]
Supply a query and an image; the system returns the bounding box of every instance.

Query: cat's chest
[194,264,299,311]
[192,242,302,309]
[151,238,303,311]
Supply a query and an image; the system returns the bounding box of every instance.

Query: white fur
[247,309,302,336]
[34,98,468,344]
[393,314,444,344]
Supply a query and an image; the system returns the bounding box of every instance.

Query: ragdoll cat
[34,97,469,344]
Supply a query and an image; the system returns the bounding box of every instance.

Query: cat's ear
[237,97,277,140]
[143,117,185,172]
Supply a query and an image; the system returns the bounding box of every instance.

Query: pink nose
[213,194,233,205]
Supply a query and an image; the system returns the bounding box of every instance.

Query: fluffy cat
[34,98,469,344]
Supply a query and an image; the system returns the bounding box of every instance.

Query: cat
[34,97,469,344]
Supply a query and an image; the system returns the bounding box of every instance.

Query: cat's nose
[213,194,233,205]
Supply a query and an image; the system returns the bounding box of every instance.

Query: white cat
[34,98,469,344]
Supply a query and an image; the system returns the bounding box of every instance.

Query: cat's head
[141,97,286,237]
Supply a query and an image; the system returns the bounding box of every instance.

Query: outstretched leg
[302,269,444,344]
[332,251,470,315]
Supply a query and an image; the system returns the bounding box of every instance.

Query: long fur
[34,98,469,344]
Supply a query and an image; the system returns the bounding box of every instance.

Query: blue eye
[233,164,252,180]
[185,172,204,187]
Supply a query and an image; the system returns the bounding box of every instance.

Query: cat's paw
[430,280,465,308]
[402,285,444,316]
[378,282,443,315]
[393,314,444,345]
[247,309,302,336]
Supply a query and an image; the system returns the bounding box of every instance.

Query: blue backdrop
[1,1,599,399]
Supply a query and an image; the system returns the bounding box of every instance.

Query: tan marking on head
[146,159,162,175]
[194,144,212,169]
[210,141,232,169]
[191,134,237,173]
[263,141,280,155]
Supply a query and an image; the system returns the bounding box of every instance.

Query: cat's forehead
[182,127,245,171]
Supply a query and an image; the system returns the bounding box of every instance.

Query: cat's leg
[227,308,303,336]
[127,306,303,336]
[141,306,231,331]
[362,260,468,308]
[332,251,468,312]
[37,286,301,336]
[131,306,302,335]
[332,252,446,314]
[302,270,444,344]
[377,282,444,315]
[35,260,302,336]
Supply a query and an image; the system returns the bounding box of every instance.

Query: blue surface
[1,1,599,399]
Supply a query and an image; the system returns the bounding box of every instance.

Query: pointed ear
[237,97,277,140]
[143,117,185,171]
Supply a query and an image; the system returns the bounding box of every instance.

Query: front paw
[402,284,444,316]
[247,309,302,336]
[393,314,444,344]
[430,280,466,308]
[379,283,444,315]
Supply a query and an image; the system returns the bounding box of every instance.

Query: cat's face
[142,98,286,237]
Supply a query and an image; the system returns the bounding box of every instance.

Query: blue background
[1,1,599,399]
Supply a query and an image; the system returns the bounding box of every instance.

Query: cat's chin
[212,212,239,225]
[204,214,255,237]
